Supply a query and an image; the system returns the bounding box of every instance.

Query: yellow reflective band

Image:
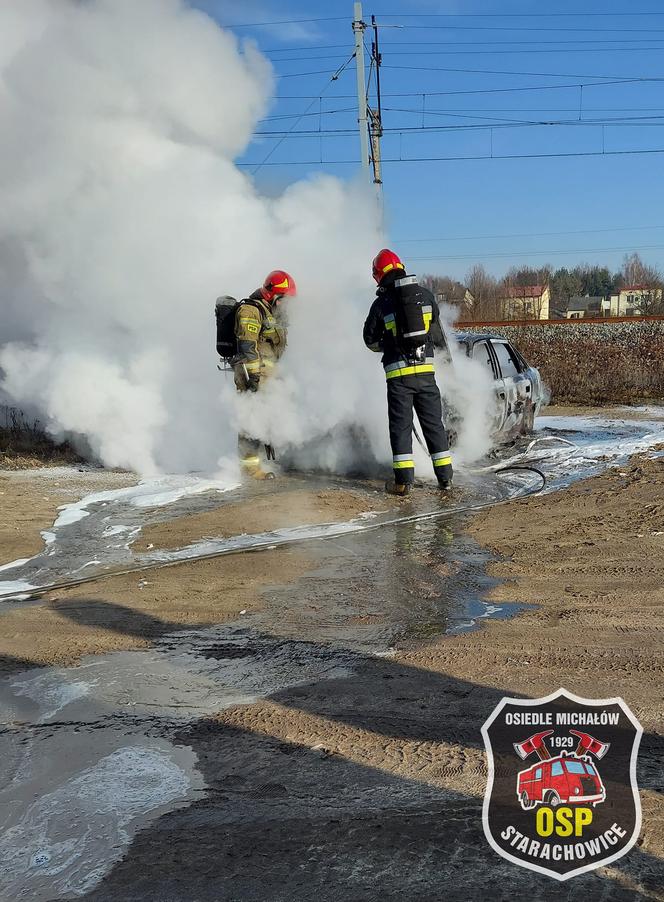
[240,456,261,467]
[385,321,397,334]
[433,456,452,467]
[393,460,415,469]
[273,278,290,291]
[385,364,435,379]
[423,312,432,331]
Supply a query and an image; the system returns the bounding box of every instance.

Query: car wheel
[545,791,561,808]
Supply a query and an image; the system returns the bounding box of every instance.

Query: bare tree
[621,253,664,313]
[465,264,499,321]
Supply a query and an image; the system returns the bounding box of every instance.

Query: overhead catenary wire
[217,16,347,28]
[238,147,664,167]
[264,39,664,51]
[371,23,664,34]
[372,11,664,17]
[274,79,664,100]
[395,224,664,244]
[247,12,664,188]
[382,65,664,81]
[253,117,664,137]
[252,51,356,174]
[408,243,664,262]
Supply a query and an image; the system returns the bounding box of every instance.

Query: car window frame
[490,340,524,380]
[471,338,499,379]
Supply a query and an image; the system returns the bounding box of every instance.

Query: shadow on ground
[23,600,657,902]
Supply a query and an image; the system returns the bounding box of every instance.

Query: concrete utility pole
[352,2,370,178]
[369,14,384,200]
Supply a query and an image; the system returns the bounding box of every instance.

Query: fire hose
[0,466,545,604]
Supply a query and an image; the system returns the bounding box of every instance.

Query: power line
[267,46,664,61]
[253,52,356,174]
[263,45,353,52]
[238,147,664,167]
[379,38,664,46]
[409,244,664,262]
[395,225,664,245]
[383,65,664,81]
[217,17,347,28]
[374,24,664,33]
[373,12,664,17]
[253,121,664,137]
[264,39,664,51]
[260,108,356,122]
[275,68,353,79]
[273,80,659,99]
[380,47,664,56]
[383,109,664,126]
[253,115,664,137]
[382,108,664,113]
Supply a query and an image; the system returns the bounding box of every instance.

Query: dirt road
[0,418,663,899]
[81,456,664,902]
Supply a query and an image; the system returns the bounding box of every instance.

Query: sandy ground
[75,455,664,901]
[544,404,664,420]
[0,468,137,563]
[0,548,309,674]
[2,447,664,898]
[132,487,390,552]
[0,480,391,673]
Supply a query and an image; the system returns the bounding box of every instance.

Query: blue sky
[193,1,664,281]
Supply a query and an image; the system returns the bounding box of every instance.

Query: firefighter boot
[438,477,453,493]
[385,480,411,497]
[240,455,275,480]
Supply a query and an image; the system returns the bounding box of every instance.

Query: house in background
[432,281,475,316]
[607,285,662,316]
[498,284,551,320]
[565,296,606,319]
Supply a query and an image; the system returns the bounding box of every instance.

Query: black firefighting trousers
[386,373,453,486]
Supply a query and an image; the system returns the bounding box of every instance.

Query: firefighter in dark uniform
[363,249,453,496]
[234,269,296,479]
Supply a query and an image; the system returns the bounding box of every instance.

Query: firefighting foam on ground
[1,2,664,901]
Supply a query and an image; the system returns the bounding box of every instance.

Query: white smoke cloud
[0,0,493,479]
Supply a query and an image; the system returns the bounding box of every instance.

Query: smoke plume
[0,0,493,478]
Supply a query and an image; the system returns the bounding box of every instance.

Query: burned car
[454,332,544,440]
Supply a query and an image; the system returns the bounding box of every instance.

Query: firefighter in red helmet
[364,249,453,495]
[234,269,296,478]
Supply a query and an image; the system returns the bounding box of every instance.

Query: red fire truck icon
[514,729,609,811]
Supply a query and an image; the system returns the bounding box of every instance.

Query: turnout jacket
[363,271,446,378]
[234,289,287,390]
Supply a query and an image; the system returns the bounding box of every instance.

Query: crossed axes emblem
[514,729,610,761]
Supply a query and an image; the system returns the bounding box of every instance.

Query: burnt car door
[490,339,535,435]
[470,338,507,432]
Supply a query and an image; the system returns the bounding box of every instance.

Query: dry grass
[515,333,664,404]
[0,406,84,469]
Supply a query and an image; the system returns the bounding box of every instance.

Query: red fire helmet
[261,270,297,303]
[372,249,405,284]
